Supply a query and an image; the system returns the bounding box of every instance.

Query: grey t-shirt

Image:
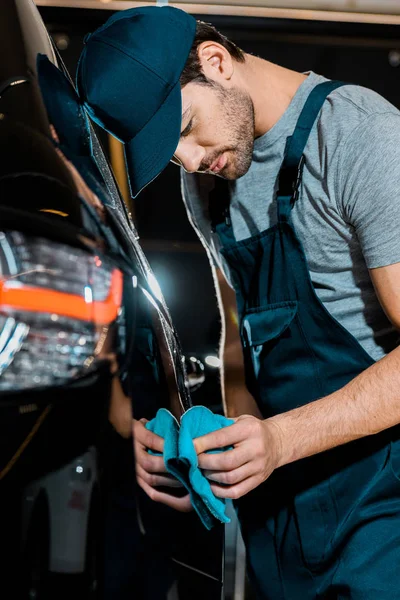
[180,71,400,361]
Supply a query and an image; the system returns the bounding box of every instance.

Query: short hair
[180,20,245,87]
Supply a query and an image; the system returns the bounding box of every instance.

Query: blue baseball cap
[76,6,196,198]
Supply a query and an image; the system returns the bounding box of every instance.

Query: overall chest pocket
[241,301,298,378]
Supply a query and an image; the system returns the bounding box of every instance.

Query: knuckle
[214,433,224,447]
[148,473,158,487]
[148,488,159,502]
[256,442,264,457]
[198,455,209,469]
[225,471,236,485]
[248,419,258,434]
[143,431,154,448]
[136,437,147,451]
[224,453,236,471]
[238,415,250,428]
[230,487,240,500]
[154,458,164,473]
[137,467,149,483]
[141,455,153,472]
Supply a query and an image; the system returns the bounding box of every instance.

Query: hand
[133,418,193,512]
[193,415,282,500]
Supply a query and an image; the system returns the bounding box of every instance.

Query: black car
[0,1,225,598]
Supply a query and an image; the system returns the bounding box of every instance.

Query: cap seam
[131,126,177,175]
[132,136,173,174]
[90,37,171,86]
[125,79,181,145]
[127,115,178,174]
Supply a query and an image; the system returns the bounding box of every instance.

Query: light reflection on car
[0,1,225,598]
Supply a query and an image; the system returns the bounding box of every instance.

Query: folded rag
[145,405,234,529]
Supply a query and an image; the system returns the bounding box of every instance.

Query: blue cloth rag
[145,406,234,529]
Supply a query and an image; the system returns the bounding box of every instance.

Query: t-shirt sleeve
[336,112,400,269]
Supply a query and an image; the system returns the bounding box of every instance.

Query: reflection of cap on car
[76,6,196,198]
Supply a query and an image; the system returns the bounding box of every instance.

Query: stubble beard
[216,85,255,180]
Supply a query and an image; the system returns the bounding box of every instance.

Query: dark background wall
[37,5,400,405]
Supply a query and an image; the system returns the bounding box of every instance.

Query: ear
[197,42,234,82]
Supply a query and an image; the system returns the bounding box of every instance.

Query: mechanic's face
[172,80,255,179]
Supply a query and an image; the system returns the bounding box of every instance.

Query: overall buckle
[277,155,305,204]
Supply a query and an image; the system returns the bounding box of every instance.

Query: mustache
[198,159,216,172]
[199,149,231,172]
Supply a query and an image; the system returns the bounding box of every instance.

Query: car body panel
[0,1,225,597]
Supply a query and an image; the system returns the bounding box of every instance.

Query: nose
[173,140,206,173]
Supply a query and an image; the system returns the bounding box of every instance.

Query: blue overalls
[211,81,400,598]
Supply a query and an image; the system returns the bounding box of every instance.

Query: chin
[223,164,251,180]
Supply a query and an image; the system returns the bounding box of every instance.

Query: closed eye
[180,119,193,138]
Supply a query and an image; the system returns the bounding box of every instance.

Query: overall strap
[277,80,346,222]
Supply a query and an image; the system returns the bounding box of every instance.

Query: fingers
[193,422,239,455]
[133,417,267,508]
[135,444,166,474]
[137,475,193,513]
[210,475,260,500]
[134,437,188,508]
[136,463,184,488]
[197,445,251,471]
[193,417,261,455]
[203,463,251,486]
[133,418,164,454]
[133,418,187,508]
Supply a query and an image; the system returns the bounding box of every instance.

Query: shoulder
[318,81,400,143]
[329,83,399,117]
[327,87,400,224]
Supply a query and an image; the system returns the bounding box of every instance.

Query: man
[77,6,400,598]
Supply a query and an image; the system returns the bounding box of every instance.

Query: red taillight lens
[0,231,123,391]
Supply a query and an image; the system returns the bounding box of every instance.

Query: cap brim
[124,81,182,198]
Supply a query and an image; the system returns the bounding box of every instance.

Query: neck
[241,56,308,138]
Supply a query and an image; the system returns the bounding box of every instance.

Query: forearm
[270,345,400,468]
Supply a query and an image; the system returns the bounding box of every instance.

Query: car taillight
[0,230,123,391]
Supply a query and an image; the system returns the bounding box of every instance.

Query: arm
[194,263,400,499]
[270,262,400,467]
[212,265,262,419]
[271,112,400,466]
